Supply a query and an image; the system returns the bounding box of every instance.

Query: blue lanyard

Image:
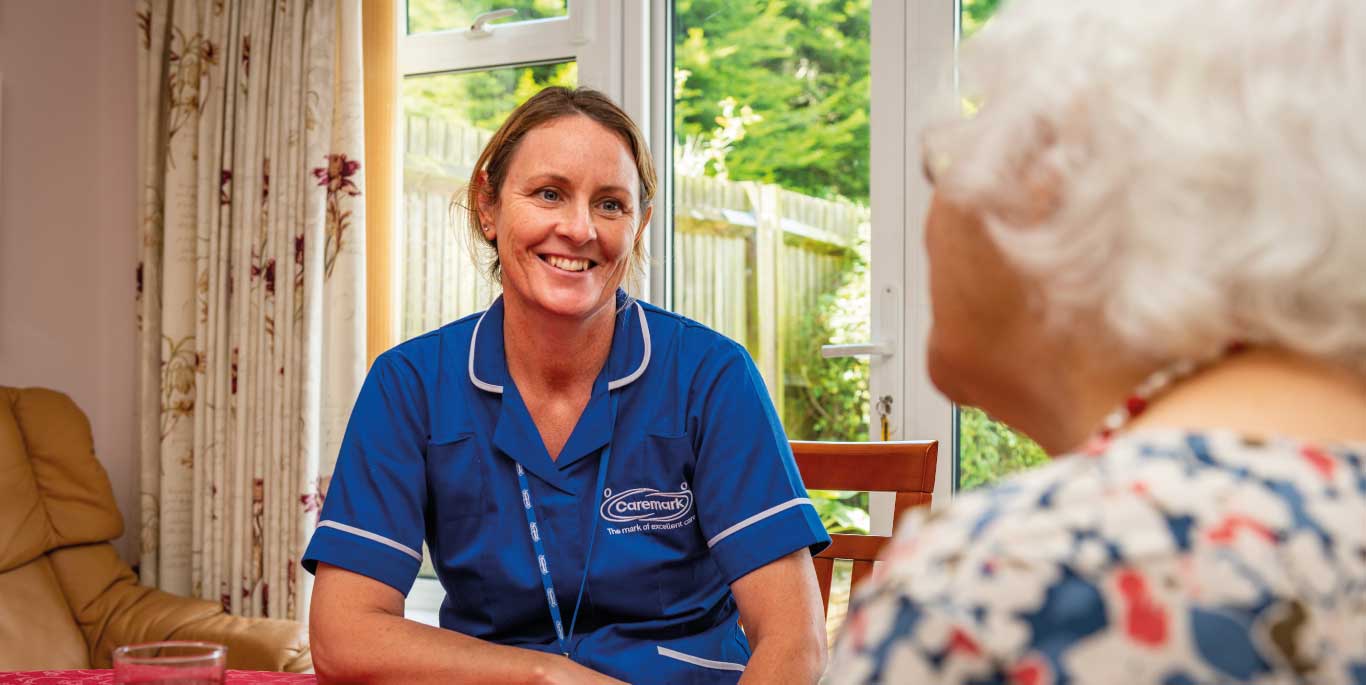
[516,392,617,657]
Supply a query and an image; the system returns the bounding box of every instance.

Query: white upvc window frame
[399,2,617,80]
[846,0,959,534]
[892,0,960,510]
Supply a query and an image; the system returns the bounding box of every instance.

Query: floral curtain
[135,0,366,620]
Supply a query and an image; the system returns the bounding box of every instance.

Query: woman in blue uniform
[304,87,831,684]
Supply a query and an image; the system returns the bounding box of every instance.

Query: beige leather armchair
[0,387,311,672]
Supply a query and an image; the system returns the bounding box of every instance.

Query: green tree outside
[674,0,871,203]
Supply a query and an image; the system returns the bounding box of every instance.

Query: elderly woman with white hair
[828,0,1366,683]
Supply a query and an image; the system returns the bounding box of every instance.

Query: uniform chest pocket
[640,431,696,483]
[426,433,490,521]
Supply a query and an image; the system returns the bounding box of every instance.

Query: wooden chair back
[791,440,938,615]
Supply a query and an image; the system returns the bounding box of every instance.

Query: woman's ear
[635,204,654,248]
[474,170,497,240]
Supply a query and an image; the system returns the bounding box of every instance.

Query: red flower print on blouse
[1302,445,1337,480]
[947,627,982,657]
[1205,514,1276,545]
[1009,654,1053,685]
[1116,568,1168,646]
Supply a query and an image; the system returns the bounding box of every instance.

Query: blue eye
[539,188,560,202]
[601,199,623,213]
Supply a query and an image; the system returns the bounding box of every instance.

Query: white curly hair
[925,0,1366,372]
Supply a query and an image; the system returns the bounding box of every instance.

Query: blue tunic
[303,293,830,684]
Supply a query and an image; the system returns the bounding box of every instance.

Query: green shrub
[958,406,1050,489]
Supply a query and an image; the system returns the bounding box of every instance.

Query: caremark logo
[600,483,694,523]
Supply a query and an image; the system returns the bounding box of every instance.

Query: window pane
[672,1,872,647]
[672,0,872,444]
[406,0,568,35]
[399,61,577,348]
[953,0,1048,490]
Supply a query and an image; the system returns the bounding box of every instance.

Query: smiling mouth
[540,254,596,273]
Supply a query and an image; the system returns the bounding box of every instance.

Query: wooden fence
[400,115,869,418]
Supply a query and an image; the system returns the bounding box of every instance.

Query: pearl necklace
[1095,358,1201,438]
[1084,344,1245,452]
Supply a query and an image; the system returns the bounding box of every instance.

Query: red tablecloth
[0,670,314,684]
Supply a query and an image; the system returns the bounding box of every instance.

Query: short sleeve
[690,344,830,584]
[301,350,429,595]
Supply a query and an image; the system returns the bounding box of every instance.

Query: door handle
[820,341,893,359]
[468,8,518,38]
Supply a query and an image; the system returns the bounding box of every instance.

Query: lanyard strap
[516,393,617,657]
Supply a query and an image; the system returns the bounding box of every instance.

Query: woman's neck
[975,334,1154,455]
[1124,347,1366,445]
[501,296,617,397]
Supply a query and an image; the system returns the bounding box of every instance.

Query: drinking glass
[112,641,227,684]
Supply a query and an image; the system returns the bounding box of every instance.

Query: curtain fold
[136,0,366,621]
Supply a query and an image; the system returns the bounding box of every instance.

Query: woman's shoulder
[369,311,488,387]
[881,429,1366,582]
[637,299,742,346]
[840,429,1366,683]
[635,299,754,369]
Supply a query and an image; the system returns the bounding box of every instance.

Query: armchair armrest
[158,606,312,673]
[47,542,311,672]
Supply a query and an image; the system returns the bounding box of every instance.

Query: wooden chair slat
[817,532,892,561]
[791,440,937,493]
[812,555,835,614]
[792,440,938,628]
[850,559,876,596]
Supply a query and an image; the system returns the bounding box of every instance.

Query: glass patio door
[661,0,954,638]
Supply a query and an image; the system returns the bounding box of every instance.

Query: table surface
[0,670,315,684]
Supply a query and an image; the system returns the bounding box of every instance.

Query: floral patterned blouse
[828,430,1366,685]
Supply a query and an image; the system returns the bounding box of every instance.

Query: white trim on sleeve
[317,520,423,562]
[705,497,813,548]
[656,647,746,672]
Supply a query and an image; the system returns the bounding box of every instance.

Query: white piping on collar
[468,301,652,394]
[608,302,651,390]
[468,307,504,393]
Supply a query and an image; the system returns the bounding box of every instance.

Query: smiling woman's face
[478,115,650,323]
